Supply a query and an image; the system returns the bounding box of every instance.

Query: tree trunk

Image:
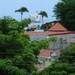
[21,12,23,21]
[42,16,43,25]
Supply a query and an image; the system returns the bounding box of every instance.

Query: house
[29,25,37,29]
[36,49,60,70]
[48,22,68,32]
[25,22,75,50]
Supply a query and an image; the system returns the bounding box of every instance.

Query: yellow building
[36,49,60,70]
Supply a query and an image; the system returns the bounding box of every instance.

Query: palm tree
[15,7,29,21]
[39,11,48,24]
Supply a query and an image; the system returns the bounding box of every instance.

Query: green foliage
[39,11,48,18]
[32,45,75,75]
[15,7,29,13]
[0,30,35,75]
[39,11,48,24]
[15,7,29,21]
[29,39,51,57]
[0,16,59,75]
[41,22,52,31]
[59,45,75,64]
[0,26,52,75]
[53,0,75,31]
[0,16,18,34]
[0,59,27,75]
[8,20,19,31]
[28,40,40,57]
[0,18,9,34]
[0,16,31,33]
[18,18,31,32]
[49,37,57,42]
[37,40,49,49]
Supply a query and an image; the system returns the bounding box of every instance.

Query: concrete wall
[29,33,75,50]
[30,34,48,41]
[49,34,75,50]
[49,35,69,50]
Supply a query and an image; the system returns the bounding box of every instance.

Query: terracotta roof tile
[49,22,68,31]
[29,25,37,28]
[39,49,60,57]
[25,31,70,36]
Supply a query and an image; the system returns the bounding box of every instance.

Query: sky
[0,0,60,23]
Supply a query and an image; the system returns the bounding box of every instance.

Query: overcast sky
[0,0,60,22]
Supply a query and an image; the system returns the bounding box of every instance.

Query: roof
[36,49,60,70]
[49,22,68,31]
[25,22,71,36]
[38,49,60,57]
[25,31,70,36]
[29,25,37,29]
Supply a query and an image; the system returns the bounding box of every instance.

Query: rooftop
[25,22,71,36]
[38,49,60,57]
[25,31,70,36]
[49,22,68,31]
[29,25,37,29]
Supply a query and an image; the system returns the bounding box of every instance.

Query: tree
[0,30,35,75]
[39,11,48,24]
[18,18,31,32]
[0,16,19,34]
[41,22,52,31]
[0,28,53,75]
[53,0,75,31]
[32,45,75,75]
[15,7,29,21]
[0,16,13,34]
[0,16,31,33]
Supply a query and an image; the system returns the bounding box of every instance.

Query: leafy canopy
[53,0,75,31]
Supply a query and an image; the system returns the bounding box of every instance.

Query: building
[36,49,60,70]
[25,22,75,50]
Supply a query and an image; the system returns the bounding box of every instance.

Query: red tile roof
[49,22,68,31]
[24,22,71,36]
[38,49,60,57]
[25,31,70,36]
[29,25,37,28]
[36,49,60,70]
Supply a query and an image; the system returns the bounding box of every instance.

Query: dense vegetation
[0,16,53,75]
[32,45,75,75]
[53,0,75,31]
[0,0,75,74]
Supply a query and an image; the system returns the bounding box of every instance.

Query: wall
[28,33,75,50]
[49,35,68,50]
[38,56,51,67]
[30,34,48,41]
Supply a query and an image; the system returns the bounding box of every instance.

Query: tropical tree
[17,18,31,32]
[41,22,53,31]
[0,16,13,34]
[0,16,31,33]
[0,30,35,75]
[15,7,29,21]
[53,0,75,31]
[39,11,48,24]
